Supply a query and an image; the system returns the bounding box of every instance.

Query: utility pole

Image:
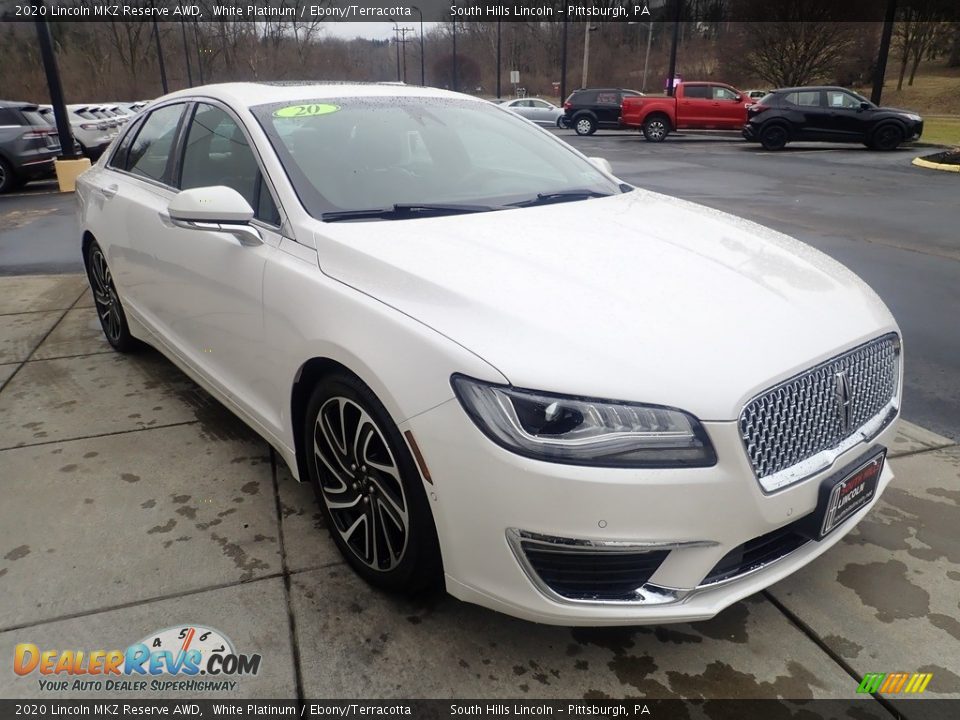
[872,0,897,105]
[560,18,568,103]
[666,0,681,97]
[452,19,458,91]
[33,4,79,159]
[180,20,193,87]
[411,5,425,86]
[496,21,502,98]
[393,27,415,84]
[643,21,653,92]
[392,23,401,81]
[193,18,204,84]
[152,17,168,94]
[582,24,597,89]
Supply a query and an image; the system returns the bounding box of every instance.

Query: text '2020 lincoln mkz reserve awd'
[76,82,902,625]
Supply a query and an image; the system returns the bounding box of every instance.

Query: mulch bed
[923,149,960,166]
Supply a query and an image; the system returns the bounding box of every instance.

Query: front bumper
[742,123,759,141]
[403,398,899,625]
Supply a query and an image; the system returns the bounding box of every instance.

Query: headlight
[451,375,716,468]
[903,113,922,122]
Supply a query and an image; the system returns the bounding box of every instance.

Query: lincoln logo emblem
[834,371,852,433]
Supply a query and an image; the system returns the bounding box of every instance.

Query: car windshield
[252,96,622,220]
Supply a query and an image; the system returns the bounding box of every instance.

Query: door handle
[99,184,119,199]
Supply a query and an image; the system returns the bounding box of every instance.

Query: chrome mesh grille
[740,334,899,481]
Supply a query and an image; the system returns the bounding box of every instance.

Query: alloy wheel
[576,118,593,135]
[647,120,666,140]
[313,396,409,572]
[90,247,123,343]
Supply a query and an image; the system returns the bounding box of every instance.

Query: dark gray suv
[0,101,61,193]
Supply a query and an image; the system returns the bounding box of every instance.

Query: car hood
[312,190,898,420]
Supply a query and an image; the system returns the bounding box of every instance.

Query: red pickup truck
[621,82,753,142]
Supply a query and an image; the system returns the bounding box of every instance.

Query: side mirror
[166,186,262,246]
[587,156,613,175]
[859,102,872,111]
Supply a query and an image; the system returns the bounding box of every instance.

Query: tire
[642,115,670,142]
[305,373,442,595]
[869,124,903,151]
[0,158,21,194]
[573,114,597,136]
[84,240,139,353]
[556,116,567,129]
[759,124,789,151]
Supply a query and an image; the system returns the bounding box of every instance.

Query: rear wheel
[642,115,670,142]
[869,124,903,151]
[0,158,21,194]
[574,115,597,136]
[305,373,442,594]
[760,124,789,151]
[84,241,138,353]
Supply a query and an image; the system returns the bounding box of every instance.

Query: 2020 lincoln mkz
[76,83,902,625]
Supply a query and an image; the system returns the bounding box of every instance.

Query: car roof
[157,81,474,109]
[773,86,855,93]
[0,100,36,110]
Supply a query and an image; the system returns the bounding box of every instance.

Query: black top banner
[2,0,957,23]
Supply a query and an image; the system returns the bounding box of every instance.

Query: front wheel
[84,240,139,353]
[574,115,597,136]
[556,116,568,129]
[305,373,442,594]
[869,124,903,151]
[642,116,670,142]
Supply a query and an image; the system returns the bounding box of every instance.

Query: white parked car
[76,83,902,625]
[498,97,566,127]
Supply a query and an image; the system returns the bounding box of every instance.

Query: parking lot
[0,135,958,708]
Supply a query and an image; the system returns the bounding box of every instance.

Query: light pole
[193,18,204,84]
[666,0,681,97]
[410,5,425,86]
[872,0,897,105]
[33,3,79,160]
[559,18,568,104]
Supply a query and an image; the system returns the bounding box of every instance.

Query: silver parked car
[499,98,566,127]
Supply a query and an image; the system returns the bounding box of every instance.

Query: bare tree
[738,22,856,86]
[894,1,954,89]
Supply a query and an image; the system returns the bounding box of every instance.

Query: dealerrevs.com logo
[14,625,261,693]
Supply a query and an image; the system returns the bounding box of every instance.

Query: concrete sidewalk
[0,274,957,707]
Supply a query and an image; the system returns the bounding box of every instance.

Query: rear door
[594,91,621,126]
[676,84,712,126]
[781,90,827,139]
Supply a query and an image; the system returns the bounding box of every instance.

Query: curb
[912,154,960,173]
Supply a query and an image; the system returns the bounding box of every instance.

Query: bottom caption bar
[1,699,957,719]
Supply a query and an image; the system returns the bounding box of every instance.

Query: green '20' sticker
[273,103,340,118]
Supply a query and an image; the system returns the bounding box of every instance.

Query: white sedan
[76,82,902,625]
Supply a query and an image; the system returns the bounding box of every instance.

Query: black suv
[743,87,924,151]
[562,88,644,136]
[0,101,61,193]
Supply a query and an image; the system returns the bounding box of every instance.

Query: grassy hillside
[854,64,960,115]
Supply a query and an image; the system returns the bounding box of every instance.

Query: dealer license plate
[814,448,885,539]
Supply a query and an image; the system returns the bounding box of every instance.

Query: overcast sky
[320,22,439,41]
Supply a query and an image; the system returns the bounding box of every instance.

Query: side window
[125,104,185,182]
[784,91,821,108]
[683,85,711,99]
[713,86,739,101]
[595,92,618,105]
[179,103,279,225]
[0,108,20,126]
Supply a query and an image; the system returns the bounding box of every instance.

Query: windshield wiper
[322,203,499,222]
[508,189,612,208]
